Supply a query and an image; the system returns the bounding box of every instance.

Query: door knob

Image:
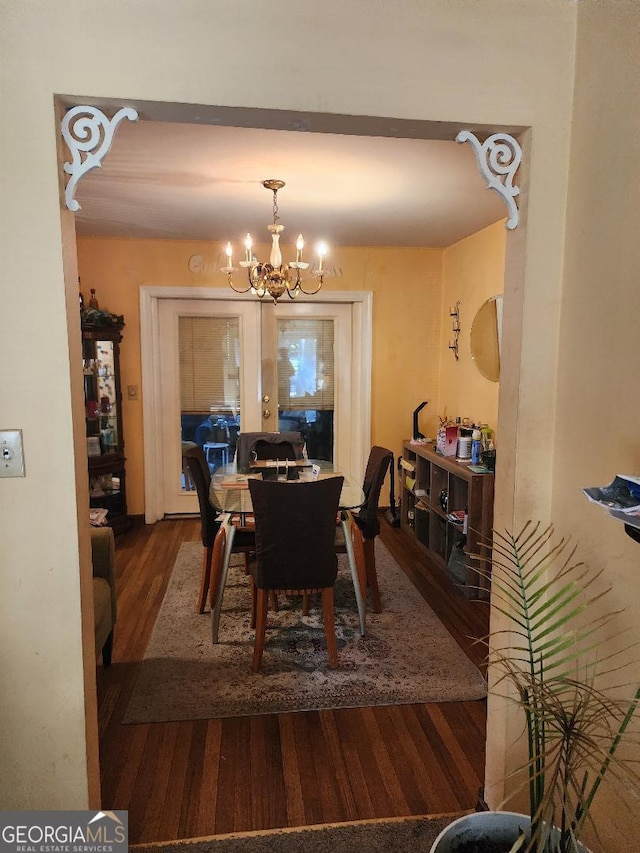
[263,408,271,419]
[262,394,270,403]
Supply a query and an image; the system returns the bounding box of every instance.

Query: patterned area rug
[123,540,486,723]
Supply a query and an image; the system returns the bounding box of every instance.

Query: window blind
[178,316,240,413]
[277,318,334,410]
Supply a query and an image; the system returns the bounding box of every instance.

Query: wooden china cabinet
[82,313,131,534]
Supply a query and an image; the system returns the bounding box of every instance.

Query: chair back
[356,446,393,539]
[248,476,343,590]
[253,438,296,461]
[184,446,220,547]
[236,431,305,472]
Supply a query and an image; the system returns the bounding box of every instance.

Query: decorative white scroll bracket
[61,105,138,211]
[456,131,522,230]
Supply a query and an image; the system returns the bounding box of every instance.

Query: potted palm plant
[431,522,640,853]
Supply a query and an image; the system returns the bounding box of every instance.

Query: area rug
[123,540,486,723]
[130,814,463,852]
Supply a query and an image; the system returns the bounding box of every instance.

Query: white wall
[0,0,578,819]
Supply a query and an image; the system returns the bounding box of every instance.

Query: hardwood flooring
[96,515,489,845]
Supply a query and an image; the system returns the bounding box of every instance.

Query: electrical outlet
[0,429,25,477]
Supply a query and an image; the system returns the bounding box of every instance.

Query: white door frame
[158,297,262,516]
[140,286,373,523]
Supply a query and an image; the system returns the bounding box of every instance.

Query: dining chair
[247,476,344,672]
[235,431,305,472]
[184,446,255,614]
[336,445,393,613]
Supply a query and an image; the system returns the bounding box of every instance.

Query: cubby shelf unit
[400,441,494,599]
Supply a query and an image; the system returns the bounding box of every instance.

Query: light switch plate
[0,429,25,477]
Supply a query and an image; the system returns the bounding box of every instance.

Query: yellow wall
[440,220,506,433]
[1,0,586,831]
[77,238,444,514]
[550,4,640,846]
[78,223,507,517]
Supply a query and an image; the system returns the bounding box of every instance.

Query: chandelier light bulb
[316,242,328,272]
[225,241,233,270]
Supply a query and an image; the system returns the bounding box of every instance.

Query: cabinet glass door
[83,338,119,452]
[82,322,130,533]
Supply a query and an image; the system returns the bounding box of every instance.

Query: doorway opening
[61,94,529,836]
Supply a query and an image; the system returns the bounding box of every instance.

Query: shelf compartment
[448,476,469,514]
[401,440,494,600]
[415,504,430,548]
[415,456,431,495]
[430,465,448,512]
[446,537,470,587]
[429,512,447,560]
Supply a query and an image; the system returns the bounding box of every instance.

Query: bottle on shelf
[459,505,469,549]
[480,423,492,449]
[471,428,482,464]
[89,288,99,309]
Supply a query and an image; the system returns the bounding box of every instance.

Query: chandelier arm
[227,273,253,294]
[296,276,324,296]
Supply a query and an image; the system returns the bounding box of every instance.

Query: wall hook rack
[449,301,460,360]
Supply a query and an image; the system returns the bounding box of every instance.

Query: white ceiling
[74,119,509,250]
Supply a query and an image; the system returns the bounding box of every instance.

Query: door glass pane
[276,318,334,462]
[178,316,241,484]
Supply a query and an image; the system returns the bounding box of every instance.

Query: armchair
[91,526,117,666]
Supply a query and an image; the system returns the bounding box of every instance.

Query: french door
[156,295,361,516]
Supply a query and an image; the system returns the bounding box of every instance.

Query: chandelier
[221,179,328,303]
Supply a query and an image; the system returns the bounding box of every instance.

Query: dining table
[208,461,367,643]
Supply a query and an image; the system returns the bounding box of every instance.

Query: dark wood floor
[96,514,489,845]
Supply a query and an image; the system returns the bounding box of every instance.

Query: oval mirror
[470,295,503,382]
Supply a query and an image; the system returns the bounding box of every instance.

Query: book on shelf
[446,510,466,525]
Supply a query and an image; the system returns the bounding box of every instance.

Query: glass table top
[209,461,364,514]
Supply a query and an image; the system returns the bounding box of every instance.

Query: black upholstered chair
[184,446,255,614]
[247,476,344,672]
[235,431,305,472]
[336,446,393,613]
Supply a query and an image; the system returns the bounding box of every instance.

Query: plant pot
[429,811,590,853]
